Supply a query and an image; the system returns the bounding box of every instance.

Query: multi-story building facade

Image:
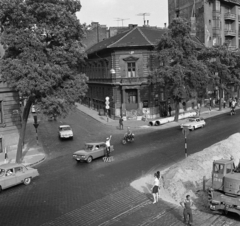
[82,25,201,119]
[0,45,21,159]
[169,0,240,99]
[169,0,240,50]
[82,26,168,119]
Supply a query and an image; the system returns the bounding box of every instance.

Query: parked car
[59,125,73,139]
[73,142,114,163]
[0,163,39,192]
[180,117,206,131]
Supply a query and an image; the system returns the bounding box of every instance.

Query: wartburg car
[180,117,206,131]
[0,163,39,192]
[73,142,114,163]
[59,125,73,139]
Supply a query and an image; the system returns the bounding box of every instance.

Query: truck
[208,159,240,216]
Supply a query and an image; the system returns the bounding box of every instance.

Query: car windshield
[189,119,196,122]
[0,169,5,177]
[60,127,71,131]
[85,145,94,150]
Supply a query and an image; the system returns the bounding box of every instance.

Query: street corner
[22,152,46,167]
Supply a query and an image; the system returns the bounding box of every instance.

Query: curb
[23,154,46,168]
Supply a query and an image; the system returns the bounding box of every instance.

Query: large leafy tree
[199,44,240,110]
[152,18,210,121]
[0,0,88,162]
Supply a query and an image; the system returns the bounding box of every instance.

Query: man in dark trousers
[168,105,172,117]
[180,195,193,226]
[119,117,123,130]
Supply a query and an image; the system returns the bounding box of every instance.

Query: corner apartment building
[169,0,240,50]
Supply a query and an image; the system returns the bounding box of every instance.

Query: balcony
[224,13,236,20]
[88,76,148,85]
[224,29,236,36]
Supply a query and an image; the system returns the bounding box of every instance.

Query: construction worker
[180,195,193,226]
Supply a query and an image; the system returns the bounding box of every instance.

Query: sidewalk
[0,114,46,167]
[75,103,233,130]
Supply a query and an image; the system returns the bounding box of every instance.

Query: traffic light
[105,96,110,109]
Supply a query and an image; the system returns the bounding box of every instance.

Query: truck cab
[212,159,234,191]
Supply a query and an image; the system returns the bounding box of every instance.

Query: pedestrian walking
[119,117,123,130]
[223,100,226,108]
[156,171,161,199]
[151,173,160,204]
[105,135,112,158]
[209,98,212,112]
[168,105,172,117]
[180,195,193,226]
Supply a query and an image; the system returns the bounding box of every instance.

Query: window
[143,100,149,108]
[214,164,224,174]
[226,164,232,174]
[213,0,220,12]
[127,89,137,103]
[15,167,23,174]
[127,62,136,77]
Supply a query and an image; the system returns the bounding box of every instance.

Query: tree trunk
[174,101,180,122]
[219,87,222,111]
[16,97,33,163]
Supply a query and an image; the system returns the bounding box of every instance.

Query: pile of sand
[131,133,240,208]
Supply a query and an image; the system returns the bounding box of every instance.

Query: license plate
[77,158,80,160]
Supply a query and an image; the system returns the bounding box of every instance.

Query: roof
[0,163,25,169]
[86,26,166,54]
[214,159,233,164]
[85,142,105,145]
[59,125,71,128]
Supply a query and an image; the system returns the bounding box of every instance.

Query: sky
[76,0,168,28]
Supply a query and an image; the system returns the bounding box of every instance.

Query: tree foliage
[152,18,210,121]
[0,0,88,162]
[198,44,240,109]
[0,0,88,117]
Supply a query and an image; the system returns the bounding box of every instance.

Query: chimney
[147,20,149,26]
[144,20,146,26]
[164,23,167,28]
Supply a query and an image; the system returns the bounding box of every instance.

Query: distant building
[169,0,240,99]
[168,0,240,50]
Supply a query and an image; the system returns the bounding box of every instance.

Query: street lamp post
[33,115,39,145]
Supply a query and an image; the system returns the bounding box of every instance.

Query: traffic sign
[105,106,110,109]
[105,96,109,100]
[182,127,189,137]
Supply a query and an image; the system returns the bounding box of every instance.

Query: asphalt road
[0,109,240,226]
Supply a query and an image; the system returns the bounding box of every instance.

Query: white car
[180,117,206,131]
[0,163,39,192]
[59,125,73,139]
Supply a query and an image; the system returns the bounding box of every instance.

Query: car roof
[85,142,106,145]
[0,163,24,169]
[59,125,71,128]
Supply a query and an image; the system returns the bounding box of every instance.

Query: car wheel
[24,177,31,185]
[192,127,195,131]
[122,139,127,145]
[87,156,93,163]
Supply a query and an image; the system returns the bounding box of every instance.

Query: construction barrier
[148,111,197,126]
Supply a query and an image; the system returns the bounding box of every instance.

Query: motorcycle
[122,133,134,145]
[230,108,236,116]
